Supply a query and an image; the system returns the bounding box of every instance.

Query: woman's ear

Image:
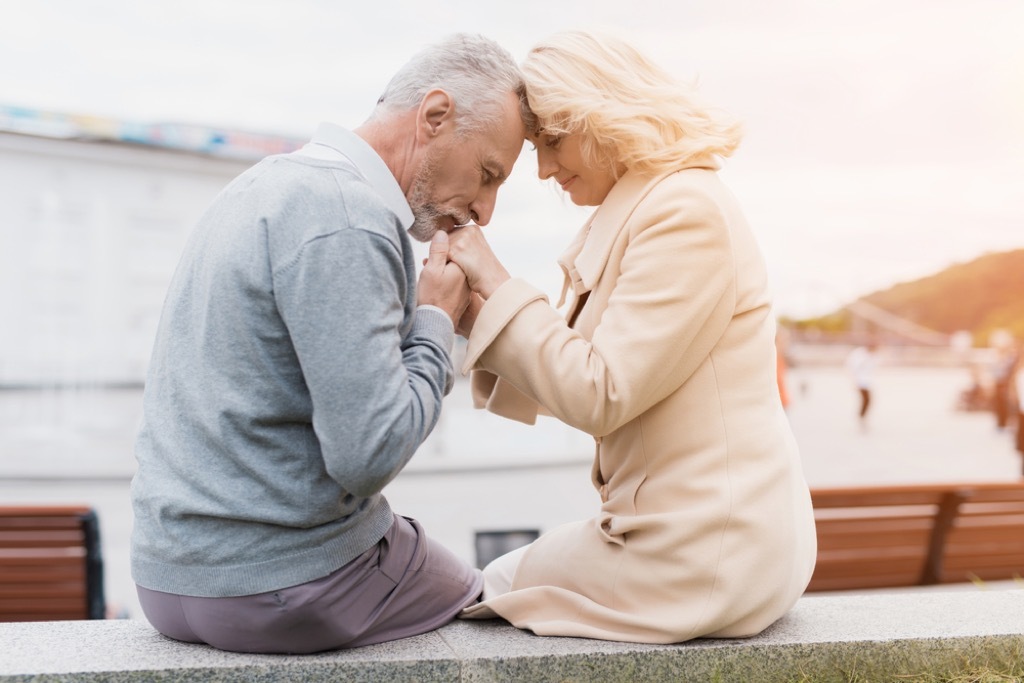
[416,89,455,142]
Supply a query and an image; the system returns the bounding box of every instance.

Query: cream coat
[459,162,817,643]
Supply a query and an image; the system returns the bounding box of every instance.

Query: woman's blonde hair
[522,31,742,177]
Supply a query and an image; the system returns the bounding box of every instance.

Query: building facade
[0,108,301,386]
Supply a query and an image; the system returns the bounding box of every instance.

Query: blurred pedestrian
[846,339,879,430]
[991,342,1017,431]
[776,327,791,411]
[1014,345,1024,476]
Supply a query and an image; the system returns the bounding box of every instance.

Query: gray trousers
[136,515,483,653]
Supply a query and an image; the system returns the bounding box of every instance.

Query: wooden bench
[0,506,106,621]
[807,481,1024,591]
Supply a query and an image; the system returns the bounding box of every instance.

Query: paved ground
[785,364,1022,486]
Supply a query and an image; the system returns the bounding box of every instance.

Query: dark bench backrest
[0,506,105,621]
[808,482,1024,592]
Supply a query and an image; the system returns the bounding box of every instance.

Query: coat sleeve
[464,177,736,436]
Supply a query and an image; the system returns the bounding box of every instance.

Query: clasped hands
[416,225,510,337]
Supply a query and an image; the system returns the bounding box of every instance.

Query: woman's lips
[560,176,576,191]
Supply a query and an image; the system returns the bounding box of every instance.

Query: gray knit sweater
[130,140,454,597]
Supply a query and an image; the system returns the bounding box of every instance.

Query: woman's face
[532,132,617,206]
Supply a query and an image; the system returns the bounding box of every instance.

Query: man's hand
[447,224,511,299]
[418,231,471,323]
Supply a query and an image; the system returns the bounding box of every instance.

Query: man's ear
[416,89,455,143]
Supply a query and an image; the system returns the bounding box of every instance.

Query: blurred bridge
[786,298,990,367]
[844,299,951,347]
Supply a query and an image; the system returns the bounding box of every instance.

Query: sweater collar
[302,122,414,231]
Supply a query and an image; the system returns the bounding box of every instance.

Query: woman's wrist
[477,271,511,299]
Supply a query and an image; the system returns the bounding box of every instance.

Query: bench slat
[0,548,86,560]
[0,584,87,598]
[0,530,86,547]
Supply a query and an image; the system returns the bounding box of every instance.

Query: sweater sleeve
[273,227,453,497]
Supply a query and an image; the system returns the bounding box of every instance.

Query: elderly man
[130,34,529,654]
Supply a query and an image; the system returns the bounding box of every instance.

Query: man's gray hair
[375,33,534,135]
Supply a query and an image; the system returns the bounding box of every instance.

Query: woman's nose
[536,148,557,180]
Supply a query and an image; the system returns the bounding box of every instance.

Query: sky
[3,0,1023,318]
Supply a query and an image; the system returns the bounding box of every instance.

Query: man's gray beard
[407,202,443,243]
[406,151,442,243]
[405,149,467,243]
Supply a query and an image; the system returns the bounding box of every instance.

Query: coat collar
[555,157,719,307]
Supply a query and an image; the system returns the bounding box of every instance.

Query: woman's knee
[481,543,530,599]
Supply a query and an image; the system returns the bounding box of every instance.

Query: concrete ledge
[2,591,1023,682]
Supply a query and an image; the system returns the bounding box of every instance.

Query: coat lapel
[555,159,720,317]
[554,170,670,316]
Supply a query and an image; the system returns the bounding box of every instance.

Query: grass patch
[786,663,1024,682]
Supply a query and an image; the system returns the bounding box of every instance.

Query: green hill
[789,249,1024,345]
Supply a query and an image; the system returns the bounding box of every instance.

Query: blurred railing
[787,342,996,368]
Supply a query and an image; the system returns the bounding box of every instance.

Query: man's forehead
[484,134,526,179]
[474,94,527,173]
[480,127,524,171]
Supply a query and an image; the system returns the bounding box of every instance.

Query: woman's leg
[481,543,531,600]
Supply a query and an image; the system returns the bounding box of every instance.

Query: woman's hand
[456,293,485,338]
[447,224,511,299]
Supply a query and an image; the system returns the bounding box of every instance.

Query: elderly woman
[447,30,816,643]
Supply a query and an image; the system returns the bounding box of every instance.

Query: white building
[0,107,301,386]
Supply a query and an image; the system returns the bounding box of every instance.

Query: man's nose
[469,186,498,226]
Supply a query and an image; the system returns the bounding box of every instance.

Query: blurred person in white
[1014,342,1024,474]
[130,34,530,654]
[846,338,880,431]
[446,30,816,644]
